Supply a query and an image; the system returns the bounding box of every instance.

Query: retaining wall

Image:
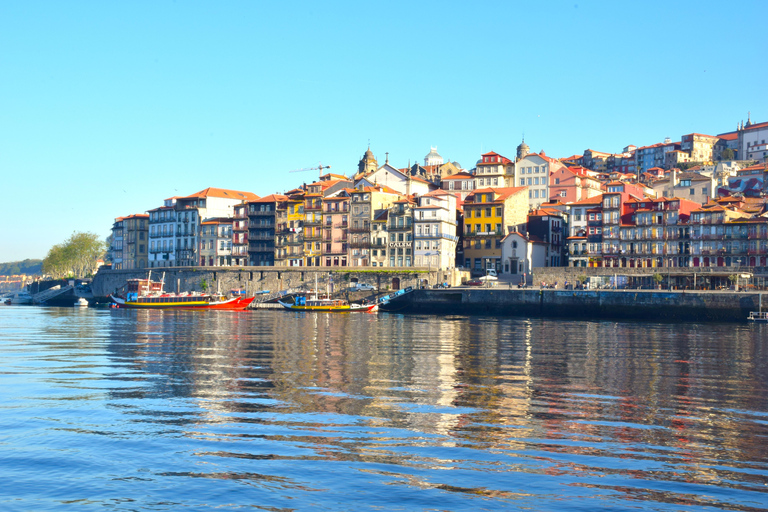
[382,288,762,322]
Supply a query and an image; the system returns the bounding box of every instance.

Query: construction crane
[289,163,332,177]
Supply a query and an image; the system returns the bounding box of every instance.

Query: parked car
[465,279,483,286]
[350,283,376,291]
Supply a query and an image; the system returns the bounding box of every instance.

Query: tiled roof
[182,187,259,201]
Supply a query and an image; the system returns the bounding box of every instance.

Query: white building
[200,218,233,267]
[514,152,567,209]
[148,198,177,268]
[413,191,458,270]
[500,232,547,284]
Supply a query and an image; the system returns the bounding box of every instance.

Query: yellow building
[462,187,528,274]
[274,189,305,267]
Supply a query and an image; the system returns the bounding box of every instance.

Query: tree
[42,232,106,278]
[721,148,735,161]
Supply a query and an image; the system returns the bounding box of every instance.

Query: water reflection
[1,306,766,510]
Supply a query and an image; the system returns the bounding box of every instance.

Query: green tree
[721,148,735,161]
[42,232,106,278]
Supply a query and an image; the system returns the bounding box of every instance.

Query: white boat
[74,297,89,307]
[3,291,33,305]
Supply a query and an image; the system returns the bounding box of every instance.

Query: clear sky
[1,0,765,262]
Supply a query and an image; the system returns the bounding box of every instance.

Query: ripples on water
[0,307,767,511]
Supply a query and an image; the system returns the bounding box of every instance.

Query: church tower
[516,138,530,161]
[355,146,378,179]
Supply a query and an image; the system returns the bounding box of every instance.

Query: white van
[485,269,498,278]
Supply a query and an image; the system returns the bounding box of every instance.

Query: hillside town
[108,116,768,282]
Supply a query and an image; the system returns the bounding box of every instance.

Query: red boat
[110,277,255,310]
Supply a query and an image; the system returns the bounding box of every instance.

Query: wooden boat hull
[111,295,255,310]
[277,300,376,312]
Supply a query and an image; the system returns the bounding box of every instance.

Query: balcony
[348,226,370,234]
[248,233,275,240]
[334,235,348,243]
[248,209,275,217]
[348,240,371,248]
[305,204,322,211]
[304,218,322,226]
[370,240,386,248]
[304,232,322,241]
[388,223,413,231]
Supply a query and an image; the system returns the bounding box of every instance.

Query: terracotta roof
[567,194,604,206]
[441,171,475,180]
[182,187,259,201]
[744,121,768,131]
[252,194,287,203]
[717,132,738,141]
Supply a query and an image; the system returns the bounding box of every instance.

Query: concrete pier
[380,287,762,322]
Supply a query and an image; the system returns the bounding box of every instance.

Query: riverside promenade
[380,285,763,322]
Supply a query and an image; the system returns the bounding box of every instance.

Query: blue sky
[1,0,765,261]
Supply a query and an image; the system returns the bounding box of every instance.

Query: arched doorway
[391,277,400,290]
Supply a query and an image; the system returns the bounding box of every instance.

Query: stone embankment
[381,287,762,322]
[91,267,462,299]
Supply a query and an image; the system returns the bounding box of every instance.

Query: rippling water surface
[1,306,767,511]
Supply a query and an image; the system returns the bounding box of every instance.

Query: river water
[1,306,767,511]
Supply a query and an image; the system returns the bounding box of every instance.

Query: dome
[424,146,443,166]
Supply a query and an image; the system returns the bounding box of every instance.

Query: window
[690,188,694,195]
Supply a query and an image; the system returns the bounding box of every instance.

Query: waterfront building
[248,195,282,266]
[370,209,388,267]
[500,232,547,282]
[147,197,177,268]
[462,186,528,274]
[387,198,415,268]
[110,217,124,270]
[616,196,698,269]
[173,188,259,267]
[515,152,568,210]
[527,208,566,267]
[200,218,233,267]
[274,190,304,267]
[349,185,401,267]
[689,198,768,268]
[413,191,458,270]
[565,195,603,267]
[474,151,515,188]
[303,186,323,267]
[232,203,249,267]
[122,213,149,270]
[321,192,350,267]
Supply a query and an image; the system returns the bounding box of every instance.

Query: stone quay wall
[383,288,761,322]
[91,267,465,299]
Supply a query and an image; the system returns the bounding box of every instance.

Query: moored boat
[110,274,255,310]
[277,295,376,312]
